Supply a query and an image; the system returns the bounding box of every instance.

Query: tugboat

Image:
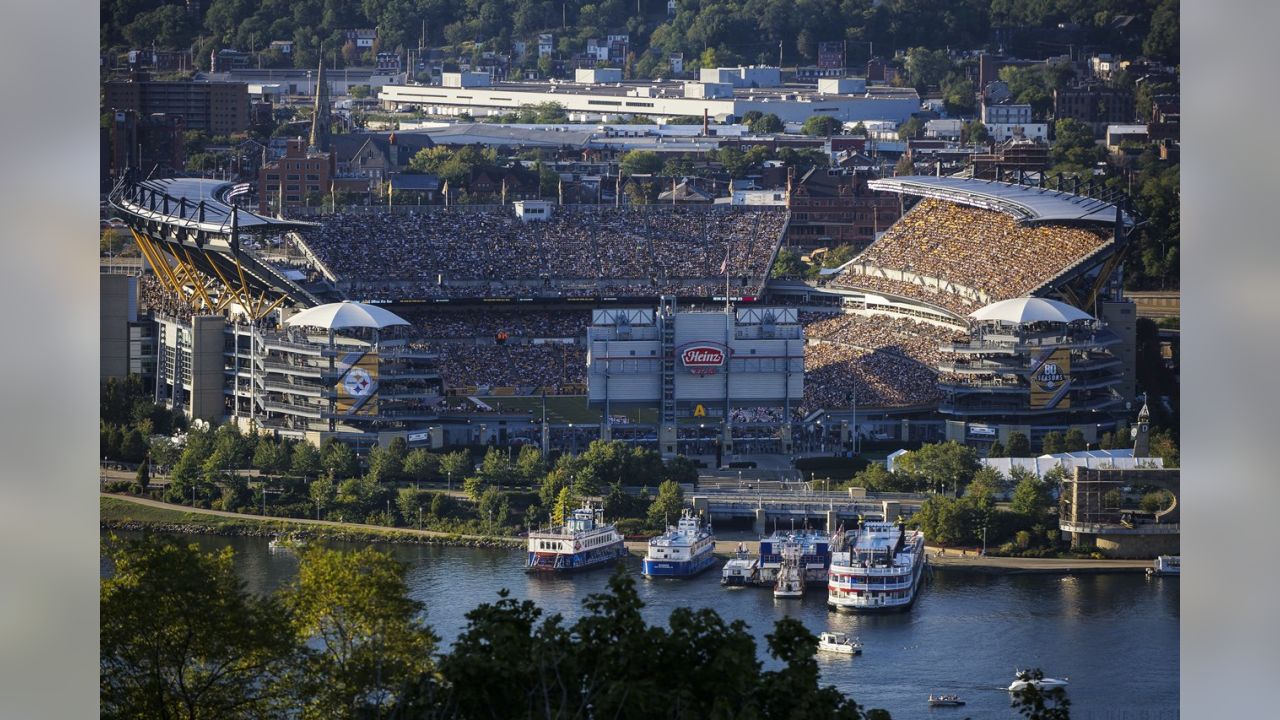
[721,542,759,587]
[817,631,863,655]
[642,509,717,578]
[773,540,805,598]
[927,693,965,707]
[526,502,628,572]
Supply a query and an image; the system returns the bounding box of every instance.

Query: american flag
[719,250,729,275]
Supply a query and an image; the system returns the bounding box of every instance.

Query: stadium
[106,169,1140,460]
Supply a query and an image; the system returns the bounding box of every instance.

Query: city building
[258,138,332,212]
[378,73,920,124]
[107,109,185,183]
[1054,83,1135,136]
[786,168,900,251]
[970,139,1050,180]
[981,100,1033,125]
[104,76,250,134]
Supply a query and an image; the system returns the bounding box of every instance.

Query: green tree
[101,537,297,718]
[963,119,989,145]
[515,445,546,485]
[748,112,784,134]
[1041,431,1065,455]
[253,438,289,475]
[462,475,488,503]
[477,446,516,488]
[847,463,908,493]
[396,487,431,527]
[133,459,151,492]
[1011,668,1072,719]
[553,484,578,526]
[1143,0,1180,63]
[291,442,322,478]
[770,247,812,278]
[321,440,358,480]
[439,449,472,488]
[1006,431,1032,457]
[801,115,841,137]
[893,441,980,495]
[120,427,147,463]
[286,547,438,718]
[913,496,974,546]
[1063,428,1087,452]
[663,454,700,486]
[477,486,510,533]
[647,479,684,529]
[309,472,335,520]
[904,47,953,91]
[988,440,1006,458]
[619,150,663,176]
[897,116,925,141]
[367,444,404,483]
[1010,468,1053,522]
[403,449,440,486]
[1051,118,1102,174]
[966,466,1005,506]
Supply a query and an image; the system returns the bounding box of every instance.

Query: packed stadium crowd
[802,342,941,411]
[802,311,966,368]
[434,343,585,391]
[137,275,193,320]
[293,206,786,298]
[832,198,1110,314]
[405,310,590,340]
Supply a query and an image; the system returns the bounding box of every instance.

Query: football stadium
[106,171,1140,460]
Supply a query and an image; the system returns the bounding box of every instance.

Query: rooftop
[867,176,1131,226]
[112,177,313,233]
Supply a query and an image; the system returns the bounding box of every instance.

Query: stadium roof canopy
[285,301,410,330]
[115,177,316,234]
[970,297,1094,324]
[867,176,1131,226]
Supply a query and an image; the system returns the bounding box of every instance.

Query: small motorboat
[817,631,862,655]
[927,693,965,707]
[1008,671,1069,692]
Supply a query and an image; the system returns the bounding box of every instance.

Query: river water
[102,532,1179,720]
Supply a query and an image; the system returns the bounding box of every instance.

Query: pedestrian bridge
[690,489,923,534]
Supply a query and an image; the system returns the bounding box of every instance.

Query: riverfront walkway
[925,546,1149,573]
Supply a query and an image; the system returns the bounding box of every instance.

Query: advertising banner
[1029,347,1071,409]
[335,350,379,416]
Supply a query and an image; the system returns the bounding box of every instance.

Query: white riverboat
[817,631,862,655]
[1147,555,1180,576]
[827,520,927,613]
[526,503,628,572]
[758,529,838,584]
[642,509,717,578]
[721,542,759,586]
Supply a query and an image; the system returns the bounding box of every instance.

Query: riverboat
[1147,555,1180,576]
[526,503,628,572]
[758,529,838,584]
[721,543,759,586]
[773,539,806,598]
[927,693,965,707]
[1008,673,1069,692]
[642,509,717,578]
[827,519,927,613]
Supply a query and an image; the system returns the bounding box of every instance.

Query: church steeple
[1132,399,1151,457]
[309,57,331,153]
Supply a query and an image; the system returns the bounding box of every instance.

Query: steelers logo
[343,367,374,397]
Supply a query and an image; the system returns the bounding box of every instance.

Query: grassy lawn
[101,496,276,528]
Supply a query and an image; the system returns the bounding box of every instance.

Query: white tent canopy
[969,297,1094,325]
[284,301,410,330]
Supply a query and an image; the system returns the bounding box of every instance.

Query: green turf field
[473,396,729,426]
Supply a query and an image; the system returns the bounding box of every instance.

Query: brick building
[107,109,186,183]
[785,168,899,251]
[258,138,332,213]
[104,77,250,134]
[1053,83,1134,136]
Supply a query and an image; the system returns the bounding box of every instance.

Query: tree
[1010,468,1053,522]
[120,427,147,463]
[893,441,980,495]
[253,438,288,475]
[1006,431,1032,457]
[1063,429,1087,452]
[801,115,841,137]
[477,486,510,533]
[747,112,783,134]
[770,247,812,278]
[963,119,989,146]
[366,444,404,483]
[966,466,1005,506]
[663,455,700,486]
[904,47,953,91]
[1051,118,1102,173]
[439,449,471,488]
[321,440,358,480]
[101,537,297,718]
[1143,0,1180,63]
[1149,429,1179,467]
[133,459,151,492]
[515,445,546,485]
[477,446,516,488]
[897,116,925,141]
[894,153,915,176]
[619,150,663,176]
[291,442,322,478]
[847,463,908,493]
[988,440,1006,458]
[913,496,974,546]
[1041,431,1065,455]
[286,547,438,718]
[462,475,488,503]
[647,479,684,529]
[309,472,335,520]
[552,485,578,526]
[403,449,439,486]
[395,487,431,527]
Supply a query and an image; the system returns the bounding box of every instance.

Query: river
[102,532,1179,720]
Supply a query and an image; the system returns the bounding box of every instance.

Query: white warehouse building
[378,76,920,124]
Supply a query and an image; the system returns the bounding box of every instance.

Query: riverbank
[100,494,524,549]
[925,547,1150,574]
